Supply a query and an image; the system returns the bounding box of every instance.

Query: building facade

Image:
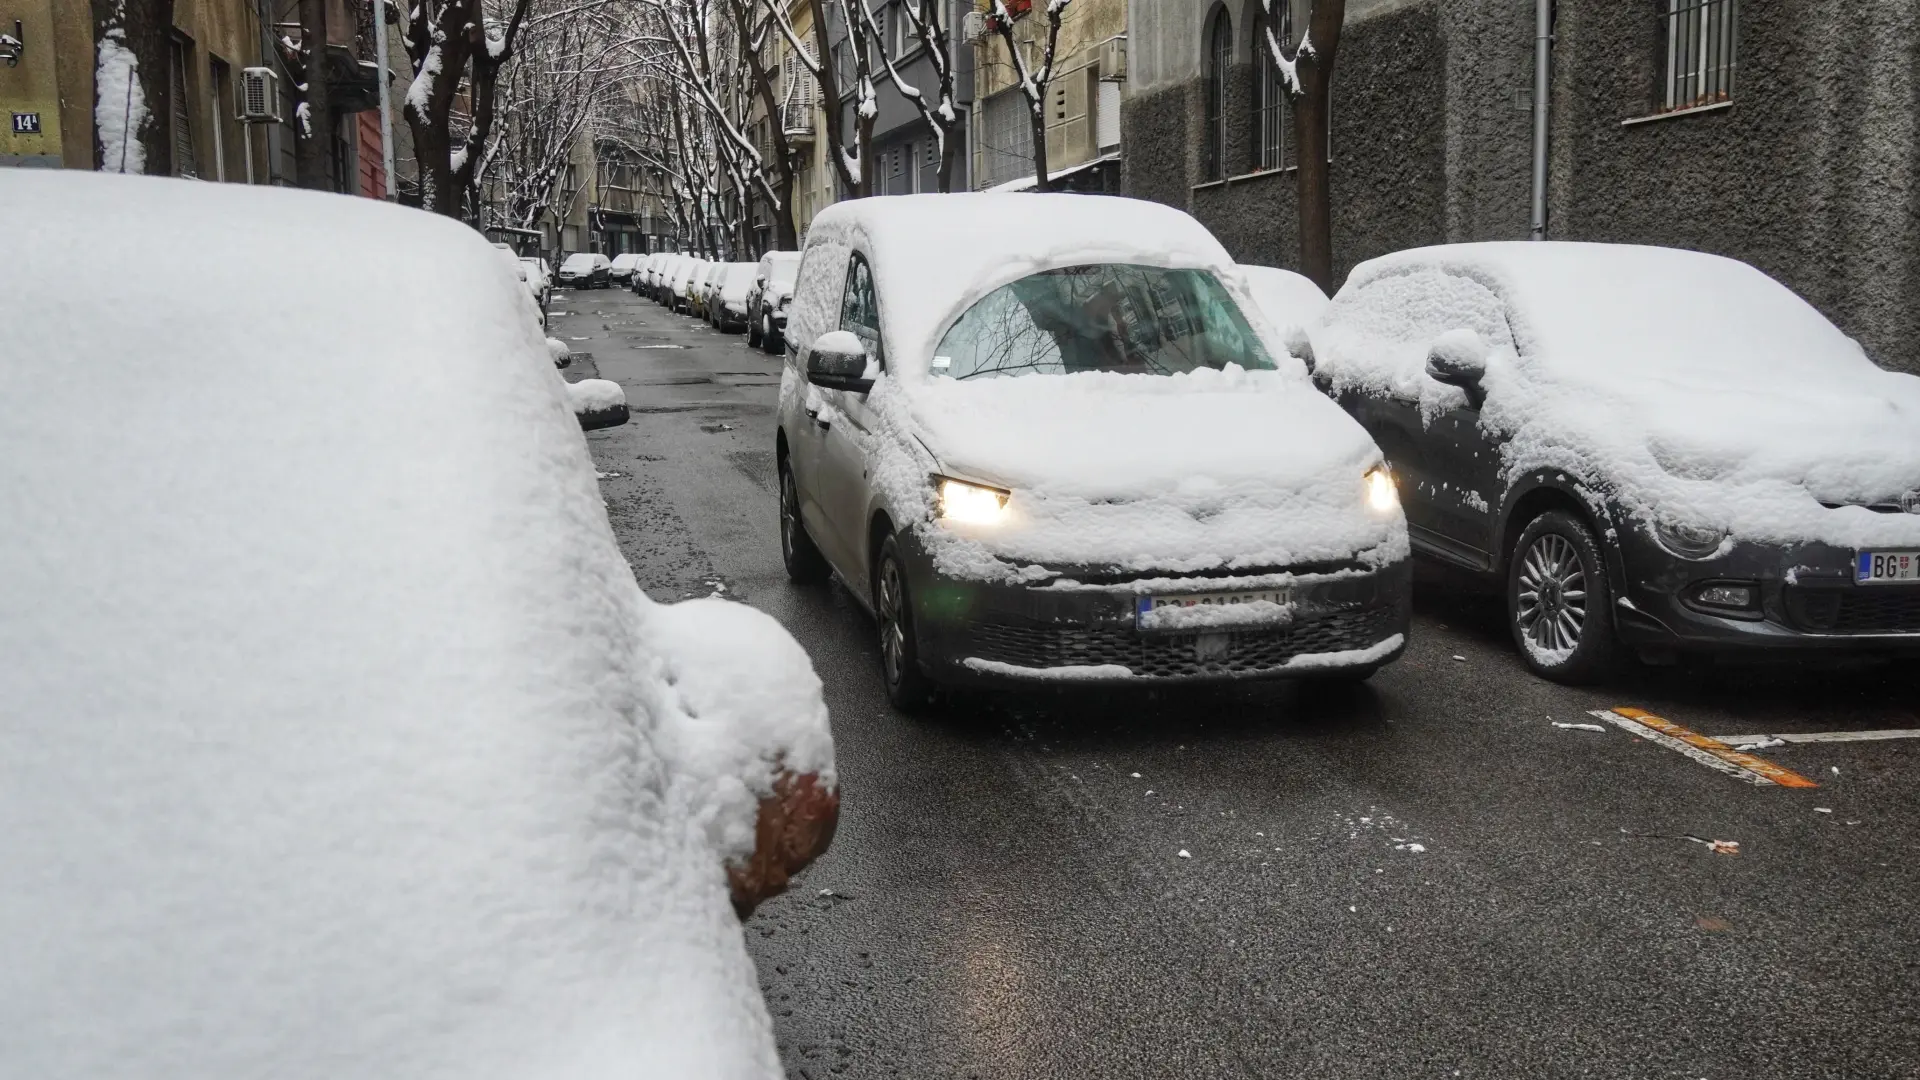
[1122,0,1920,373]
[970,0,1126,191]
[2,0,394,197]
[863,0,975,196]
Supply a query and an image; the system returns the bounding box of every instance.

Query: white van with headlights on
[774,194,1411,709]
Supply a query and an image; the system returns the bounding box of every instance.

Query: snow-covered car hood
[1,172,830,1080]
[877,366,1406,577]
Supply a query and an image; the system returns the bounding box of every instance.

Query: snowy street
[557,285,1920,1079]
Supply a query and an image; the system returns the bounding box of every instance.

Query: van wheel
[748,313,763,347]
[780,462,830,584]
[873,534,936,712]
[1508,510,1619,684]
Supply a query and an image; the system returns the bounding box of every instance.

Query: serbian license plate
[1136,589,1292,624]
[1857,551,1920,584]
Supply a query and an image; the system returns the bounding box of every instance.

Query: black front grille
[1786,588,1920,633]
[964,608,1399,679]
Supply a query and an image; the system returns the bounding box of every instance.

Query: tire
[1507,509,1620,684]
[747,311,763,348]
[762,317,783,355]
[872,533,937,712]
[779,462,831,585]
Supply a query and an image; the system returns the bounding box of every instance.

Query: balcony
[780,104,815,143]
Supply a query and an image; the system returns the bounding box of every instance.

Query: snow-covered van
[1,171,836,1077]
[775,193,1410,708]
[748,250,804,353]
[1314,242,1920,681]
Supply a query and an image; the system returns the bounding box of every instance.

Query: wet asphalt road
[554,285,1919,1080]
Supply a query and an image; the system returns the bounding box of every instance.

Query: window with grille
[1203,13,1231,181]
[1662,0,1736,112]
[1252,8,1290,171]
[978,87,1033,188]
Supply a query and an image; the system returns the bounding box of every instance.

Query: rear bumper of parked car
[904,538,1411,686]
[1611,531,1920,658]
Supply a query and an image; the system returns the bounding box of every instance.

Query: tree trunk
[937,128,958,193]
[739,2,799,249]
[807,0,865,198]
[295,0,331,189]
[1027,98,1050,192]
[91,0,174,174]
[1293,0,1344,292]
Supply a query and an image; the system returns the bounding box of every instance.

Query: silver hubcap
[1517,533,1587,654]
[878,557,907,686]
[779,472,798,559]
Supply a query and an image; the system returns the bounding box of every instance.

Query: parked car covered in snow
[711,262,758,332]
[775,194,1411,708]
[1,172,838,1077]
[748,250,803,353]
[689,262,724,319]
[557,250,610,288]
[609,252,644,284]
[519,255,552,308]
[1313,242,1920,681]
[1237,263,1329,341]
[670,257,706,313]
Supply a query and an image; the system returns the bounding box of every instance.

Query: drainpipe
[372,0,396,200]
[1529,0,1551,239]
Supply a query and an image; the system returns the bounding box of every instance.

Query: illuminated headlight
[938,477,1010,525]
[1365,467,1399,513]
[1654,520,1726,560]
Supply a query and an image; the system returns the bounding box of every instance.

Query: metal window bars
[1253,10,1290,172]
[1663,0,1737,113]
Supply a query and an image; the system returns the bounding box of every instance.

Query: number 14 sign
[12,113,41,135]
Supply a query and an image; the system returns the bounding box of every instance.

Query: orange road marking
[1609,707,1820,789]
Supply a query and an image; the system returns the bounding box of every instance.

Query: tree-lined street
[560,285,1920,1079]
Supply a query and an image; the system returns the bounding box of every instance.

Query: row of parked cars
[632,194,1918,706]
[630,250,804,353]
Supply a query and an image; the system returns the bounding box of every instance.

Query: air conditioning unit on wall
[238,67,281,123]
[1096,37,1126,81]
[961,11,986,44]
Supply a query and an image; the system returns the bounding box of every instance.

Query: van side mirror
[1425,329,1489,408]
[806,330,876,393]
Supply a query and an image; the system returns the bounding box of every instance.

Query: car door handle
[804,407,829,430]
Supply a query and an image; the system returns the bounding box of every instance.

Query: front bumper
[906,539,1411,685]
[1614,531,1920,656]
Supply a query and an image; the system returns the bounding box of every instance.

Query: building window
[978,86,1033,188]
[1662,0,1737,112]
[1203,11,1231,181]
[1252,8,1290,171]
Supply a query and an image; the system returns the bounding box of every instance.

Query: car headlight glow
[938,477,1010,525]
[1365,467,1399,513]
[1653,520,1727,560]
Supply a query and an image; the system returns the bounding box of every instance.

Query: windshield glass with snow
[561,254,597,272]
[933,264,1275,380]
[770,258,801,289]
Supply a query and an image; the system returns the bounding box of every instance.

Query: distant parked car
[608,252,643,285]
[1,169,837,1078]
[689,261,723,319]
[633,253,660,294]
[747,250,803,352]
[712,262,758,332]
[669,257,704,313]
[519,256,552,308]
[652,254,685,303]
[776,193,1409,709]
[557,251,610,289]
[1312,241,1920,682]
[1237,264,1329,341]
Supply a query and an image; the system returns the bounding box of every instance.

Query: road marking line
[1590,708,1820,788]
[1716,729,1920,747]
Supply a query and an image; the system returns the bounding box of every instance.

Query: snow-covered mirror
[806,329,875,393]
[1425,328,1490,407]
[567,378,629,430]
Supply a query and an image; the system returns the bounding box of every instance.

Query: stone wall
[1121,0,1920,372]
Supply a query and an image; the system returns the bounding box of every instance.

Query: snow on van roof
[0,172,802,1078]
[803,193,1247,371]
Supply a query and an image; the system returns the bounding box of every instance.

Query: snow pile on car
[1316,242,1920,548]
[1236,264,1330,339]
[0,171,827,1079]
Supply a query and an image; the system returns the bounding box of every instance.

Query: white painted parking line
[1716,729,1920,748]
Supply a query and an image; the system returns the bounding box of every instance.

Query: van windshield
[933,264,1275,380]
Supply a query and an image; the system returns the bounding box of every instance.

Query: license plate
[1135,589,1292,626]
[1857,551,1920,584]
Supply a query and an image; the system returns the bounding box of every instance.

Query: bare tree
[1261,0,1344,292]
[292,0,332,188]
[759,0,877,198]
[859,0,961,191]
[729,0,800,246]
[986,0,1071,192]
[452,0,536,221]
[90,0,173,173]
